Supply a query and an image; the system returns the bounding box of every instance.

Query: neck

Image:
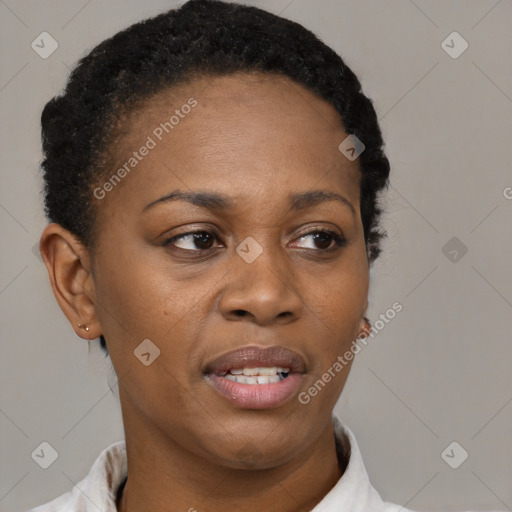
[117,410,346,512]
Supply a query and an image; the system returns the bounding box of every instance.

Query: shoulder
[26,440,127,512]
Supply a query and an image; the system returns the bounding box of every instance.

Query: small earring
[78,323,90,332]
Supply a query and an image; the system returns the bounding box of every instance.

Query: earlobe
[358,316,371,339]
[39,223,101,340]
[358,296,371,339]
[360,297,369,329]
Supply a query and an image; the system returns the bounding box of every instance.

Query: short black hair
[40,0,390,357]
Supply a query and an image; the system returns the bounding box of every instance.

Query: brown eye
[293,230,346,251]
[164,231,220,251]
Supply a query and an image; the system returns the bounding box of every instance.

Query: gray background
[1,1,511,511]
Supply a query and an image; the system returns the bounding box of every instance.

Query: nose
[218,244,303,326]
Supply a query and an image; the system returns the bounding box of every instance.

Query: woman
[30,1,503,511]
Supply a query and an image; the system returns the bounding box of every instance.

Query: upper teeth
[220,367,291,384]
[232,367,290,376]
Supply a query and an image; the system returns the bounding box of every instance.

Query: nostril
[233,310,247,317]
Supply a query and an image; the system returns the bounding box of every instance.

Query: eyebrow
[142,189,356,216]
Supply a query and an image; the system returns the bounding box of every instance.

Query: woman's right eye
[163,230,222,252]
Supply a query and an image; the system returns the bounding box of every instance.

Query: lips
[203,345,306,409]
[203,345,307,375]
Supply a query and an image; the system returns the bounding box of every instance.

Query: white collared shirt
[27,415,499,512]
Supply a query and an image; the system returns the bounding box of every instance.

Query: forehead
[97,72,361,216]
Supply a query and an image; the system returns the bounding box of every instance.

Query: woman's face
[88,72,369,468]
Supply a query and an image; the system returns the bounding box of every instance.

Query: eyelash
[163,228,347,254]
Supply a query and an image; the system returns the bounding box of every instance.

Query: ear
[39,223,101,340]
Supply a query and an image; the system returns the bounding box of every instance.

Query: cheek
[91,249,209,409]
[301,253,368,374]
[308,254,368,328]
[91,243,217,367]
[94,246,182,324]
[298,269,365,411]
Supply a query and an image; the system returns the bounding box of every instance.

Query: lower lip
[205,373,303,409]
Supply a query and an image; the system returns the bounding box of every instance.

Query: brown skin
[40,72,371,512]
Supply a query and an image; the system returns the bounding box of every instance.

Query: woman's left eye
[292,230,347,251]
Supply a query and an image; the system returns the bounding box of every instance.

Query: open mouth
[203,346,306,409]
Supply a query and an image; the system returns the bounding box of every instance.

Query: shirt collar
[310,415,387,511]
